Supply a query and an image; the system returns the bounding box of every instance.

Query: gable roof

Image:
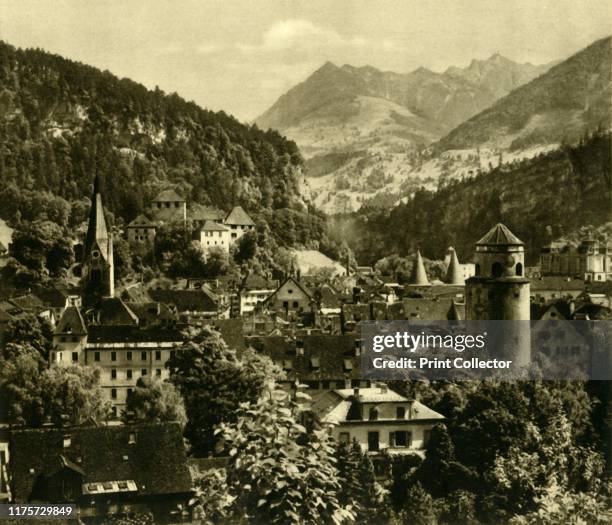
[201,220,229,232]
[127,215,155,228]
[241,273,275,291]
[265,277,313,305]
[88,298,139,326]
[55,306,87,335]
[224,206,255,226]
[476,223,523,246]
[9,423,192,503]
[152,189,184,202]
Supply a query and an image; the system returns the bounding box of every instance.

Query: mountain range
[257,36,611,214]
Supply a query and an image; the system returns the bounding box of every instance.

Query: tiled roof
[224,206,255,226]
[201,220,229,232]
[402,298,455,320]
[90,298,139,326]
[127,214,155,227]
[9,423,192,503]
[241,273,275,291]
[247,334,361,381]
[149,289,219,313]
[9,294,44,312]
[153,189,184,202]
[476,223,523,246]
[86,325,183,344]
[55,306,87,335]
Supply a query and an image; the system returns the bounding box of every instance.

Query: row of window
[339,429,430,451]
[95,350,164,362]
[109,368,163,380]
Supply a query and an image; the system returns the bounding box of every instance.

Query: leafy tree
[2,313,53,358]
[234,230,257,264]
[0,343,46,426]
[41,365,111,427]
[214,386,354,525]
[396,482,436,525]
[11,220,74,277]
[166,328,279,456]
[122,376,187,428]
[336,440,389,525]
[191,468,235,525]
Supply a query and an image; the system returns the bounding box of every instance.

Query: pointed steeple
[445,247,463,285]
[409,250,429,285]
[84,175,109,262]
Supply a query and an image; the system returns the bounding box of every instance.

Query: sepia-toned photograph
[0,1,610,523]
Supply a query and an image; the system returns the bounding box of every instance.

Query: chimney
[353,387,360,397]
[380,383,388,394]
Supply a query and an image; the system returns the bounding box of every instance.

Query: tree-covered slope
[334,131,611,265]
[436,36,611,151]
[0,41,330,250]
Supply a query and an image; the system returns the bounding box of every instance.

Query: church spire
[409,250,430,285]
[445,247,463,285]
[84,175,109,262]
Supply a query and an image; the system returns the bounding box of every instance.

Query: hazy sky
[0,0,610,121]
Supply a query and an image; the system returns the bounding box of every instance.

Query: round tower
[466,223,530,367]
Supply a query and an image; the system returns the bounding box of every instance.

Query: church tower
[82,175,114,305]
[465,223,530,366]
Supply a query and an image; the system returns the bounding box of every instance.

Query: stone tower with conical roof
[445,247,464,285]
[408,250,430,286]
[82,175,114,305]
[466,223,530,366]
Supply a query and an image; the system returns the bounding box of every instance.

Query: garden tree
[490,411,608,522]
[213,386,354,525]
[0,343,46,426]
[397,482,436,525]
[2,313,53,358]
[508,480,612,525]
[415,424,462,498]
[438,490,478,525]
[122,377,187,428]
[450,381,531,479]
[41,365,111,427]
[166,328,280,456]
[11,220,74,277]
[191,468,235,525]
[388,454,423,510]
[234,230,257,264]
[336,440,389,525]
[203,246,233,279]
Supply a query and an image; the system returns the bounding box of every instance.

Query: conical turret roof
[476,223,523,246]
[445,247,463,285]
[409,250,429,285]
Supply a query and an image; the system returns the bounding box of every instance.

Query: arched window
[475,263,481,276]
[515,262,523,276]
[491,262,503,278]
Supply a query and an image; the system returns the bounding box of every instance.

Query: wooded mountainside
[334,131,612,265]
[0,41,334,252]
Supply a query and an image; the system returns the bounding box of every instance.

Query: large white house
[311,385,445,457]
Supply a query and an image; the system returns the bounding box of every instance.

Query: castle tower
[445,247,464,285]
[465,223,530,366]
[82,175,114,305]
[408,250,430,286]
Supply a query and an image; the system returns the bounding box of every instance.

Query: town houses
[0,179,610,519]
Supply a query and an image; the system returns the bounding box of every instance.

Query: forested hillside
[0,41,332,252]
[333,131,612,265]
